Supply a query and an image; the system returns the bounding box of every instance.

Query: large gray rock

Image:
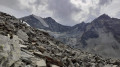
[0,35,20,67]
[17,29,28,41]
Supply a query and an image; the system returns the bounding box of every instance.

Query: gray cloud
[0,0,32,17]
[28,0,45,10]
[99,0,113,5]
[0,0,20,10]
[0,0,119,26]
[79,0,113,23]
[46,0,81,25]
[86,7,101,22]
[82,0,86,3]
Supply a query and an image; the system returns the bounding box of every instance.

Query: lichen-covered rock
[0,35,20,67]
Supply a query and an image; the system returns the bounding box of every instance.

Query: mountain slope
[61,14,120,58]
[21,15,71,32]
[78,14,120,58]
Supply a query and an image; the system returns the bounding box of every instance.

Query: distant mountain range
[21,14,120,58]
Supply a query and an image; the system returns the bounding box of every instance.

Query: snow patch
[20,20,30,26]
[23,21,30,26]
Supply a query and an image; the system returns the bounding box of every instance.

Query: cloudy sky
[0,0,120,26]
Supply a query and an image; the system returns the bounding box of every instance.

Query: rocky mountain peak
[43,17,56,24]
[97,14,111,20]
[73,22,85,27]
[92,14,111,23]
[90,14,112,28]
[72,22,87,30]
[27,14,35,18]
[45,17,53,20]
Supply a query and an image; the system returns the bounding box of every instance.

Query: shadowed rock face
[92,14,120,43]
[43,17,71,32]
[81,15,120,58]
[20,15,47,29]
[0,12,120,67]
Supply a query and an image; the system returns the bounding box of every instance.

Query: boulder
[20,44,27,48]
[21,58,32,65]
[37,46,46,53]
[35,59,46,67]
[112,65,118,67]
[51,64,60,67]
[0,35,20,67]
[17,29,28,41]
[33,52,45,58]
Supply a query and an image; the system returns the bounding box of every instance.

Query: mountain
[21,15,71,32]
[21,14,120,59]
[2,12,120,67]
[61,14,120,58]
[78,14,120,58]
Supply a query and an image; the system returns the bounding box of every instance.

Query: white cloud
[70,0,114,23]
[0,5,30,18]
[100,0,120,18]
[0,0,120,26]
[18,0,53,17]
